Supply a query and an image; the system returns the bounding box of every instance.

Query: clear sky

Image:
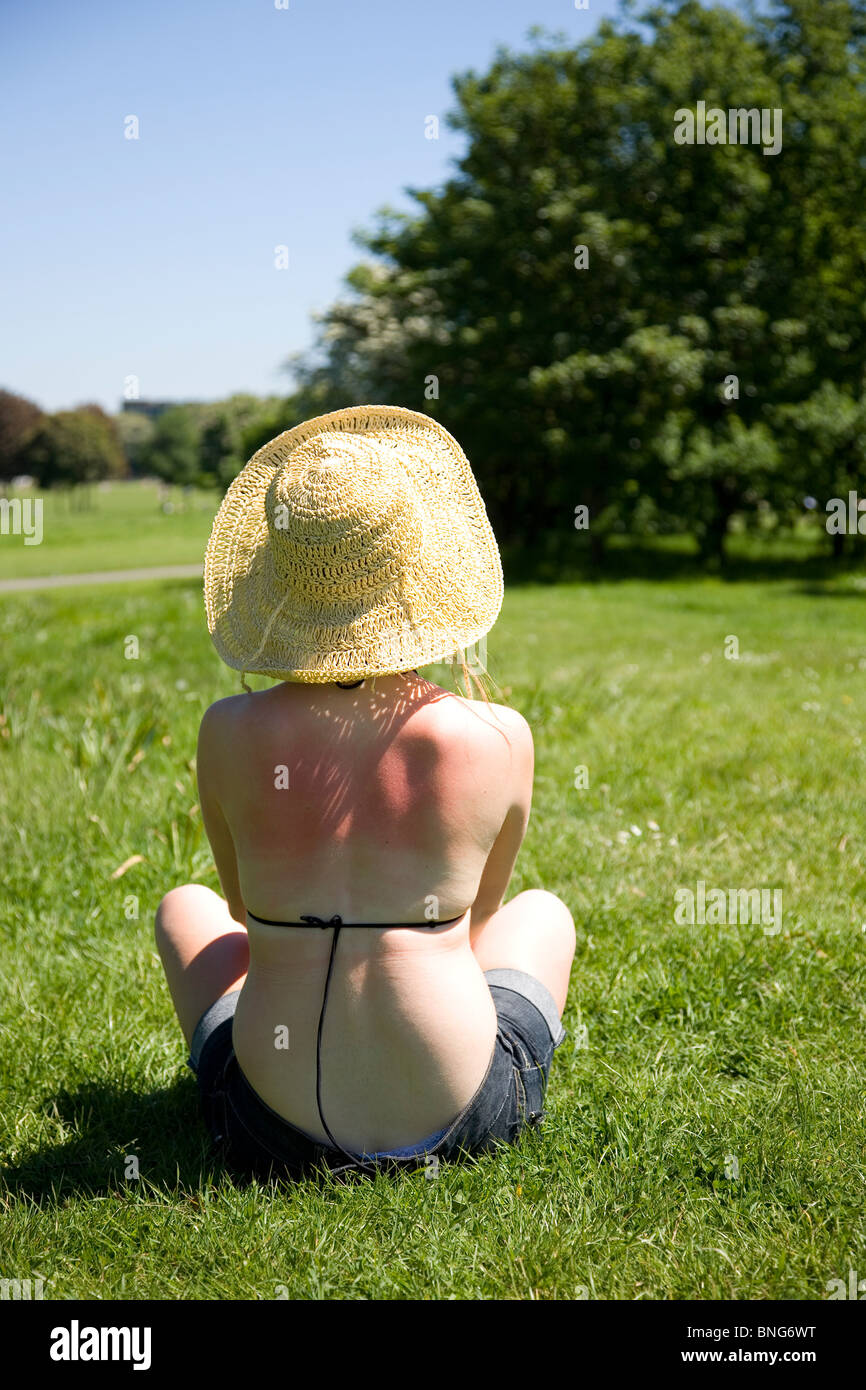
[0,0,741,415]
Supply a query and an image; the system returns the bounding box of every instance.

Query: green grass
[1,567,866,1299]
[0,479,845,587]
[0,481,219,580]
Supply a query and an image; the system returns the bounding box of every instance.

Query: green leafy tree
[115,411,156,477]
[237,393,320,466]
[772,381,866,555]
[138,406,203,489]
[198,394,275,490]
[291,0,866,566]
[17,407,126,493]
[0,389,44,486]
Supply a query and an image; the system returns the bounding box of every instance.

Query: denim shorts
[187,968,567,1180]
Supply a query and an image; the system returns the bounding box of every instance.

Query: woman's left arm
[196,703,247,925]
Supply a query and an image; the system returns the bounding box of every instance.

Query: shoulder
[199,693,249,733]
[197,694,258,759]
[451,694,532,738]
[443,694,533,763]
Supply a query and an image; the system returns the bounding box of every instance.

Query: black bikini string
[302,914,380,1176]
[247,900,458,1175]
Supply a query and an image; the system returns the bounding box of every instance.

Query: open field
[0,481,219,581]
[1,555,865,1299]
[0,480,847,588]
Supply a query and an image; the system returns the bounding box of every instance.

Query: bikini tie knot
[300,914,343,929]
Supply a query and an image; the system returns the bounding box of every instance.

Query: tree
[0,389,43,485]
[115,411,156,477]
[198,394,274,490]
[17,408,126,494]
[772,381,866,556]
[289,0,866,565]
[137,406,203,489]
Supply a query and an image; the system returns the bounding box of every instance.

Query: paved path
[0,563,203,594]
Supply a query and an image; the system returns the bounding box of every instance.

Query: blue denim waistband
[482,968,567,1047]
[188,988,241,1071]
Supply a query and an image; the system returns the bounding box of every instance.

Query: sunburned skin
[196,670,533,1154]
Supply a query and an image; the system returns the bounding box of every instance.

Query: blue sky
[0,0,740,414]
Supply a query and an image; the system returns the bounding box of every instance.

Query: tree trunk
[700,518,728,567]
[589,529,606,566]
[698,480,738,569]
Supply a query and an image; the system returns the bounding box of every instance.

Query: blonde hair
[448,652,507,706]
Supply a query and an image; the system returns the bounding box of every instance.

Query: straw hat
[203,404,503,683]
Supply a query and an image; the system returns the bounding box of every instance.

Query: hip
[189,968,568,1178]
[229,949,500,1147]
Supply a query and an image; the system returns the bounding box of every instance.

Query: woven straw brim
[203,405,503,682]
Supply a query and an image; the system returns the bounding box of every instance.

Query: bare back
[196,672,533,1152]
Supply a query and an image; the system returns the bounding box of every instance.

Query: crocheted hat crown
[203,405,503,682]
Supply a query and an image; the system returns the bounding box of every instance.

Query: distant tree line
[3,1,865,568]
[0,392,127,503]
[0,390,306,497]
[125,394,309,493]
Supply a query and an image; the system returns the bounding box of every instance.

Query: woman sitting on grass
[155,405,575,1178]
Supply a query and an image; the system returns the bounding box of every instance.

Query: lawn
[1,562,865,1299]
[0,480,219,580]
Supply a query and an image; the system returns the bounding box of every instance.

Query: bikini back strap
[248,911,454,929]
[245,908,465,1175]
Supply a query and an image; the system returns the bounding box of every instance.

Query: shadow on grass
[791,582,866,599]
[0,1077,431,1199]
[161,542,866,592]
[0,1076,234,1200]
[500,536,866,588]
